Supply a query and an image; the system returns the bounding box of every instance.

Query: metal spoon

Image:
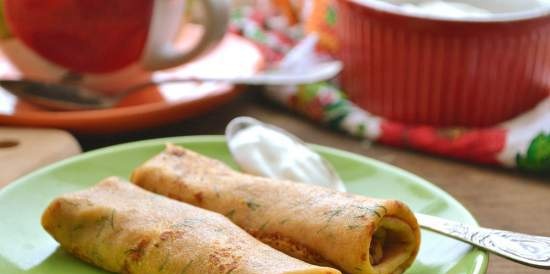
[0,60,342,111]
[225,116,550,269]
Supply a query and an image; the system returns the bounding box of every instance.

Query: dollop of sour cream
[228,124,346,192]
[401,1,492,18]
[372,0,550,19]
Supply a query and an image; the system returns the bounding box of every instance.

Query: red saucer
[0,33,264,134]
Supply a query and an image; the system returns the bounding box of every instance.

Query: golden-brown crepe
[132,145,421,274]
[41,177,341,274]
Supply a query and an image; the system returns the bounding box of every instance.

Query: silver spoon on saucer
[0,60,341,111]
[225,116,550,269]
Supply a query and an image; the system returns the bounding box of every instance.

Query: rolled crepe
[41,177,341,274]
[132,145,421,274]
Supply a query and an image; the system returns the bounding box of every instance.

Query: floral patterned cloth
[231,1,550,175]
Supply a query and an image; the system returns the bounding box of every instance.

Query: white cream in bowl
[401,1,492,18]
[351,0,550,21]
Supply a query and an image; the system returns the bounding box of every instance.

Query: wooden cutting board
[0,127,81,188]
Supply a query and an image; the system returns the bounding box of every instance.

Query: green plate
[0,136,488,274]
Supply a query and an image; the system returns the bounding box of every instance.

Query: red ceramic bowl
[335,0,550,127]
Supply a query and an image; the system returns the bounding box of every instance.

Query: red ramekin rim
[347,0,550,23]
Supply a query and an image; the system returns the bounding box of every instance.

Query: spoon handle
[415,213,550,269]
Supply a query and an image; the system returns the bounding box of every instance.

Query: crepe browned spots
[42,177,341,274]
[132,145,421,274]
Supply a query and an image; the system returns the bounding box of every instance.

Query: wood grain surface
[70,92,550,274]
[0,127,81,187]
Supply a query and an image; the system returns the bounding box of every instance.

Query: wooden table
[75,92,550,274]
